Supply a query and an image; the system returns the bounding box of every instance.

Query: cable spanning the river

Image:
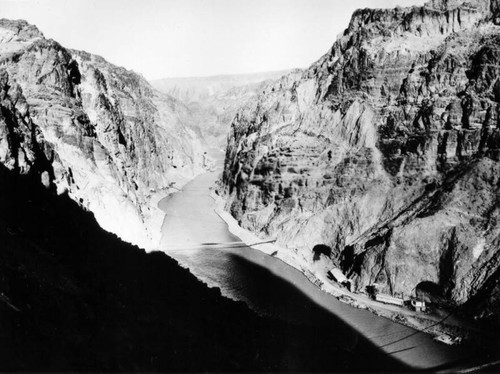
[379,309,455,350]
[165,239,277,252]
[164,212,229,225]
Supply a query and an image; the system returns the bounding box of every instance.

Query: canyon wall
[223,0,500,320]
[0,19,205,249]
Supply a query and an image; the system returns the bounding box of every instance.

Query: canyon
[2,0,500,370]
[222,0,500,325]
[0,18,403,372]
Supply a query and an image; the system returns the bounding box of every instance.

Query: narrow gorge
[2,0,500,371]
[0,17,401,373]
[0,16,406,373]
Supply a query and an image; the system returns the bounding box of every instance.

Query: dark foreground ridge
[0,164,409,371]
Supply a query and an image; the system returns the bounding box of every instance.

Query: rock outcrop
[223,0,500,321]
[0,19,205,249]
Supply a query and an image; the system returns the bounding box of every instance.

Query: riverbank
[210,189,489,346]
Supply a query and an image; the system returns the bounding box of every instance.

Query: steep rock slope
[0,19,204,249]
[223,0,500,321]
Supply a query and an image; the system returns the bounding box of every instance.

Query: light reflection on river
[158,151,468,370]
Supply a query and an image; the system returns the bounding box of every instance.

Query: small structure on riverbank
[411,299,426,312]
[375,293,404,306]
[328,268,351,290]
[433,334,462,345]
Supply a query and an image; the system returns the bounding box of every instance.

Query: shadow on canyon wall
[0,164,409,372]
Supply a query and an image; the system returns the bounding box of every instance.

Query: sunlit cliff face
[0,19,205,250]
[223,0,500,320]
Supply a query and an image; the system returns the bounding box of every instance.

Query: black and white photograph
[0,0,500,371]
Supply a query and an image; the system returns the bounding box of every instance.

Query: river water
[158,152,469,370]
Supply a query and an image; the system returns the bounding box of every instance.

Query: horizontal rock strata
[223,0,500,321]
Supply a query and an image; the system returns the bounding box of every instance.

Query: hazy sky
[1,0,428,79]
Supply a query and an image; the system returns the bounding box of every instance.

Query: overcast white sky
[1,0,428,80]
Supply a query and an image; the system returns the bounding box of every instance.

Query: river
[158,151,470,371]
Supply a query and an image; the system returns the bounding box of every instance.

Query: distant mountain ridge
[152,69,296,147]
[151,70,294,103]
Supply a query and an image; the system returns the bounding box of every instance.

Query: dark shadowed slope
[0,164,409,371]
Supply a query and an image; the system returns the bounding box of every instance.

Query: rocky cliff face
[223,0,500,321]
[0,19,205,249]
